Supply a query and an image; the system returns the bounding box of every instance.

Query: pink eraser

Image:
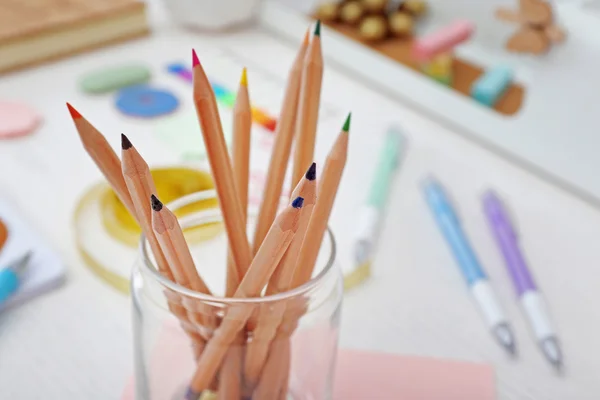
[412,20,475,62]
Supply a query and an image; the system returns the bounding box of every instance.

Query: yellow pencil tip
[240,67,248,86]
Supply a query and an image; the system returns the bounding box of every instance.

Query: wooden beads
[316,2,340,22]
[360,15,388,41]
[402,0,428,17]
[315,0,428,42]
[362,0,387,13]
[388,11,413,37]
[340,1,364,25]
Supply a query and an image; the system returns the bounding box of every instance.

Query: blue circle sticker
[115,85,179,118]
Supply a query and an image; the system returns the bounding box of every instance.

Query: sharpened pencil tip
[292,196,304,209]
[151,195,163,211]
[121,133,132,150]
[314,20,321,36]
[66,102,81,119]
[192,49,200,67]
[305,162,317,181]
[303,28,310,45]
[240,67,248,86]
[342,112,351,132]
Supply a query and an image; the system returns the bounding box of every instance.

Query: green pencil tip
[342,113,351,132]
[314,20,321,36]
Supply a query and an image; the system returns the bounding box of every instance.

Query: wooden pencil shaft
[244,169,317,389]
[252,40,307,255]
[291,36,323,188]
[219,70,252,398]
[188,205,302,393]
[226,73,252,296]
[232,78,252,218]
[193,61,252,280]
[152,206,216,332]
[292,131,347,287]
[266,132,349,393]
[69,112,136,216]
[122,142,171,278]
[252,339,291,399]
[256,131,349,394]
[154,203,211,294]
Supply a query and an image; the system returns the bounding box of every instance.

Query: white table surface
[0,1,599,399]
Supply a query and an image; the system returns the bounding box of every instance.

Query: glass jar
[131,191,343,400]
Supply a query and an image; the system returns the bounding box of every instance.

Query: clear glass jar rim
[138,190,338,304]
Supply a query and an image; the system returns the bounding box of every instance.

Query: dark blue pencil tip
[305,162,317,181]
[292,196,304,209]
[185,388,201,400]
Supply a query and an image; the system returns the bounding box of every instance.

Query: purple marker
[483,190,562,370]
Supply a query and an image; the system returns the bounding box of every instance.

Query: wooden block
[506,27,550,54]
[0,0,149,74]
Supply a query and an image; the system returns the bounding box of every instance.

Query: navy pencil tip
[185,388,201,400]
[305,162,317,181]
[292,196,304,209]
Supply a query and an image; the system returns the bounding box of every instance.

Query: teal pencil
[353,127,406,268]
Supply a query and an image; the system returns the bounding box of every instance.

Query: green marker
[353,126,406,267]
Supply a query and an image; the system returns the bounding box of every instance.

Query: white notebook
[0,196,66,312]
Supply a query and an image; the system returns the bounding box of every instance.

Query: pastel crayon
[412,20,475,62]
[471,66,513,107]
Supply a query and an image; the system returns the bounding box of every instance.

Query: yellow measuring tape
[73,166,220,294]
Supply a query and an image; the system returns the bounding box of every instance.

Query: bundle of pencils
[67,20,351,399]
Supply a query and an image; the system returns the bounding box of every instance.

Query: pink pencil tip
[66,102,81,119]
[192,49,200,67]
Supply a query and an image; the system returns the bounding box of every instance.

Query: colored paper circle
[0,101,41,138]
[115,86,179,118]
[0,218,8,252]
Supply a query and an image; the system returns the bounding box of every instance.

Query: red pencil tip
[66,102,81,119]
[192,49,200,67]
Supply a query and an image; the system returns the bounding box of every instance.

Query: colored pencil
[292,114,350,287]
[244,162,317,392]
[252,29,309,255]
[291,20,324,188]
[192,49,252,280]
[219,67,252,399]
[121,134,206,356]
[225,67,252,295]
[261,116,351,395]
[66,103,136,216]
[151,195,216,335]
[186,197,305,397]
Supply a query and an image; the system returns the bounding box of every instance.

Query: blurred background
[0,0,599,399]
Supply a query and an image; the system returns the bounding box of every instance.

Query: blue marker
[471,65,513,107]
[0,252,32,306]
[422,177,516,355]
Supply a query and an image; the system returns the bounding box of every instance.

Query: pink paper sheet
[333,349,495,400]
[121,348,495,400]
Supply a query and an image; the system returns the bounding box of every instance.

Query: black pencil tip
[151,194,163,211]
[305,162,317,181]
[314,20,321,36]
[292,196,304,209]
[121,133,132,150]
